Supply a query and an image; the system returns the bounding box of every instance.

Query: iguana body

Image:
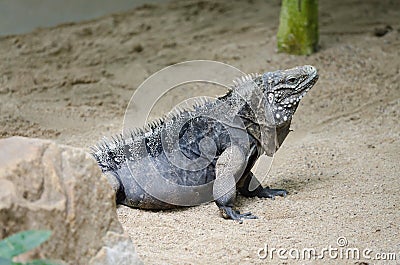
[91,65,318,222]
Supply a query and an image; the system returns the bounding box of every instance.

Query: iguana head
[261,65,318,127]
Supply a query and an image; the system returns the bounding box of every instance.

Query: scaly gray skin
[91,65,319,223]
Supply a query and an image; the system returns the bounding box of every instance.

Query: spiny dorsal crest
[91,72,262,172]
[231,73,261,89]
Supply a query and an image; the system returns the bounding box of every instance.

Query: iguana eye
[286,76,297,84]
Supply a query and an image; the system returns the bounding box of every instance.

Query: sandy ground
[0,0,399,264]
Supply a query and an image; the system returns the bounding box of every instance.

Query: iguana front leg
[213,145,257,223]
[238,172,287,199]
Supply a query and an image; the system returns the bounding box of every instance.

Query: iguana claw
[220,206,258,224]
[258,187,288,200]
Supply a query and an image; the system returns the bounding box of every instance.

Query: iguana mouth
[282,87,311,107]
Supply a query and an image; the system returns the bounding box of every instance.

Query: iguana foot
[257,187,288,200]
[238,172,288,200]
[219,206,257,224]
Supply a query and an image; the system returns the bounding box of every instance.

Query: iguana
[91,65,318,223]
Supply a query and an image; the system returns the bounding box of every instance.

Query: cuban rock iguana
[91,65,319,223]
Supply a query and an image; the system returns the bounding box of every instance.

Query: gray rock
[89,231,143,265]
[0,136,142,265]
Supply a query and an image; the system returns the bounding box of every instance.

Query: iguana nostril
[306,65,316,72]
